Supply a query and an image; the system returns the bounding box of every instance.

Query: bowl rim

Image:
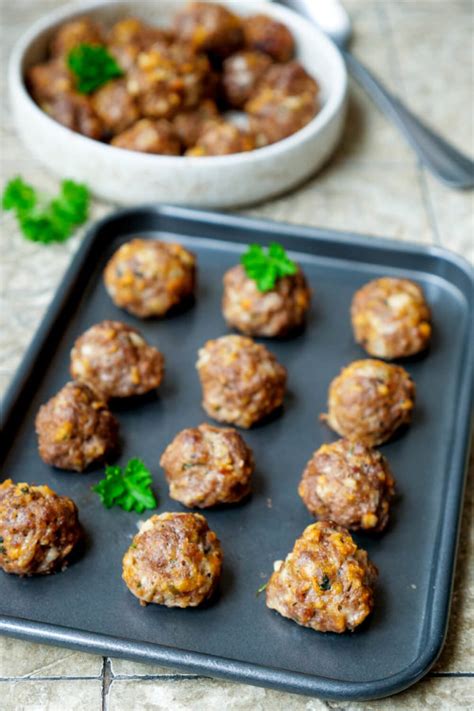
[8,0,348,166]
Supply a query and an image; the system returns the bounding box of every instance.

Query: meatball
[196,335,287,428]
[103,239,196,318]
[160,423,254,508]
[50,17,104,57]
[323,359,415,446]
[222,50,272,109]
[0,479,82,576]
[111,119,181,154]
[126,42,212,120]
[122,512,222,607]
[107,17,172,50]
[351,277,432,360]
[266,520,377,633]
[35,381,119,472]
[243,14,295,62]
[186,121,256,156]
[27,59,104,140]
[172,99,220,149]
[245,61,319,145]
[91,79,139,135]
[298,439,395,532]
[70,320,164,399]
[173,2,244,59]
[222,264,311,337]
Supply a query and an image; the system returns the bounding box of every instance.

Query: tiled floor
[0,1,473,709]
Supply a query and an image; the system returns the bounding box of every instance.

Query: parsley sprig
[2,177,90,244]
[92,458,158,514]
[68,44,124,94]
[241,243,297,292]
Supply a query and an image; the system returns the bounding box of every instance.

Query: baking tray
[1,206,473,701]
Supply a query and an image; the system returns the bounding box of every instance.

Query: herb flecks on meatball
[35,381,119,472]
[160,423,254,508]
[103,238,196,318]
[122,512,223,607]
[185,121,256,156]
[266,520,377,633]
[323,359,415,446]
[351,277,432,359]
[222,263,311,337]
[196,335,287,428]
[0,479,82,576]
[298,439,395,531]
[243,14,295,63]
[70,320,164,399]
[174,2,244,59]
[222,50,272,109]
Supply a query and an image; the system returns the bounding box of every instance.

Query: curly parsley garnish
[92,458,158,514]
[68,43,124,94]
[2,177,89,244]
[241,243,297,292]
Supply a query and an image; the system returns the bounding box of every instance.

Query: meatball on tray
[1,206,473,701]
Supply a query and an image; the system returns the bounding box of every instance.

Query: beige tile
[107,677,327,711]
[385,1,474,156]
[110,658,193,678]
[0,678,102,711]
[245,161,434,245]
[327,675,474,709]
[0,637,102,678]
[423,173,474,263]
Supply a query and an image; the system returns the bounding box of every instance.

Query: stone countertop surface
[0,0,473,709]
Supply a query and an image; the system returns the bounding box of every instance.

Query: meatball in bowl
[160,423,254,508]
[9,0,347,207]
[351,277,432,359]
[122,511,222,607]
[0,479,82,576]
[196,335,287,428]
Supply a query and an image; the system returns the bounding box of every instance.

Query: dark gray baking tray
[1,206,473,701]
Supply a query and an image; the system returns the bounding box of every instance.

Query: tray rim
[1,205,473,701]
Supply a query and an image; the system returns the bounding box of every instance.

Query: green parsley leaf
[2,176,90,244]
[92,458,158,514]
[241,242,297,292]
[68,43,124,94]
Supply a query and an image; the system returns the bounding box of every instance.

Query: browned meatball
[103,239,196,318]
[298,440,395,532]
[27,59,104,140]
[70,321,165,399]
[322,360,416,446]
[243,14,295,62]
[0,479,82,576]
[196,335,287,428]
[126,42,212,120]
[91,79,139,135]
[222,50,272,109]
[107,17,173,50]
[351,277,432,360]
[122,512,222,607]
[246,61,319,145]
[266,520,377,633]
[35,381,119,472]
[186,121,256,156]
[173,2,244,59]
[172,99,220,148]
[111,119,181,154]
[50,17,104,57]
[160,423,254,507]
[222,264,311,337]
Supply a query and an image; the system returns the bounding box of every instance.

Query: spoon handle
[343,50,474,189]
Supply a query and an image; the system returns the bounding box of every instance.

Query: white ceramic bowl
[9,0,347,208]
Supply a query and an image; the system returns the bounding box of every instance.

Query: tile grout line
[376,2,443,246]
[101,657,112,711]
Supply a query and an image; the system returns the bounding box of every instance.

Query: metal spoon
[279,0,474,189]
